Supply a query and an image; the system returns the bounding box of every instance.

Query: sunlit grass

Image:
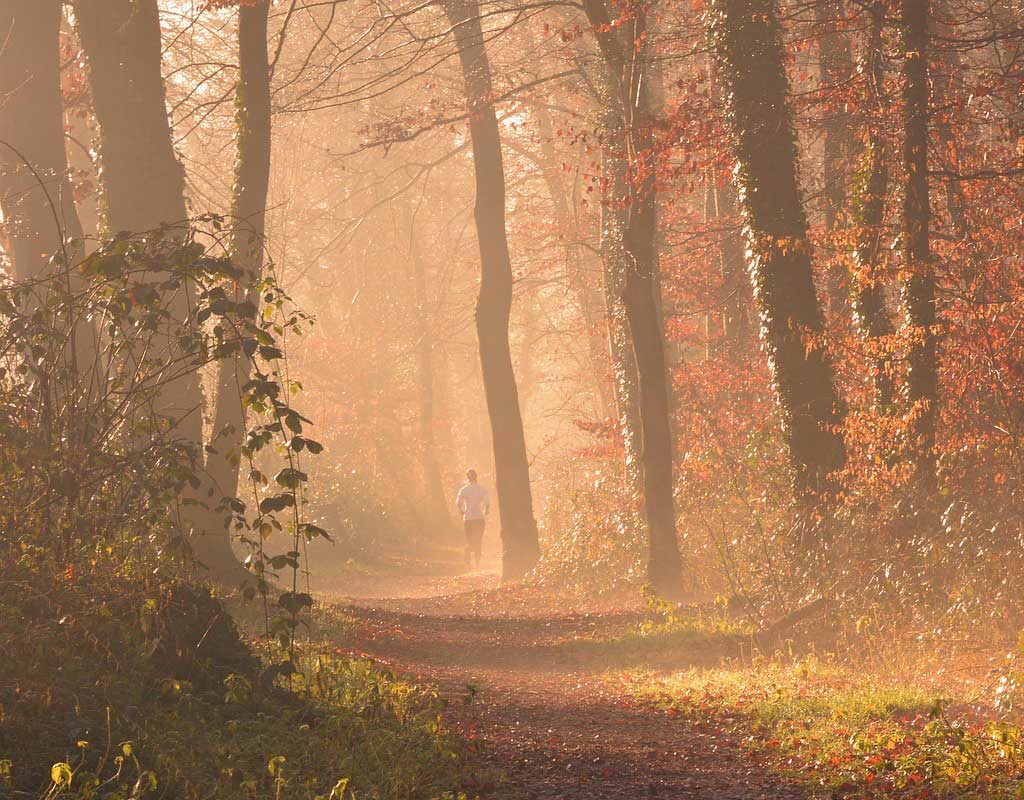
[627,655,1024,798]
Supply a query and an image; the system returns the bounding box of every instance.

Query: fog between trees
[2,0,1024,794]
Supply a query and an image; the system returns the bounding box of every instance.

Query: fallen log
[752,596,829,652]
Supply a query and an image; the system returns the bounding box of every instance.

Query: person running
[455,469,489,567]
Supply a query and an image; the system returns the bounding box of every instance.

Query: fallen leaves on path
[321,567,803,799]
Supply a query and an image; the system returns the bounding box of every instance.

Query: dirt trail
[326,565,803,800]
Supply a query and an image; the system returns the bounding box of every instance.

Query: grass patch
[628,654,1024,798]
[554,611,744,669]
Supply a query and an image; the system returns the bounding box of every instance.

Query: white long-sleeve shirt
[455,482,490,520]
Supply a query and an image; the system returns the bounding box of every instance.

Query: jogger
[455,469,489,567]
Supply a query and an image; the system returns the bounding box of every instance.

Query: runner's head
[466,468,477,483]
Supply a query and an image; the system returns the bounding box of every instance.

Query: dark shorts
[464,518,485,544]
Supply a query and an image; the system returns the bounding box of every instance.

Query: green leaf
[299,523,331,542]
[274,467,308,489]
[278,591,314,615]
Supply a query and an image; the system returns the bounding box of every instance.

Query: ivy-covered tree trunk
[0,1,99,385]
[443,0,540,581]
[599,138,645,505]
[851,1,895,408]
[900,0,938,488]
[583,0,685,596]
[714,178,752,354]
[816,0,856,314]
[707,62,753,356]
[202,0,274,576]
[814,2,854,227]
[710,0,847,500]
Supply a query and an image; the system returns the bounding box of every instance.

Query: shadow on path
[322,569,802,800]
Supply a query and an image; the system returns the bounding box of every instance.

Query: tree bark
[0,1,81,280]
[583,0,684,595]
[443,0,540,581]
[201,1,273,575]
[75,0,201,439]
[815,0,856,315]
[851,1,895,408]
[900,0,938,488]
[710,0,847,500]
[714,177,752,354]
[0,0,99,383]
[600,144,645,500]
[75,0,188,234]
[708,60,753,355]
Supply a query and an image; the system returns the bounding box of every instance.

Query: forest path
[324,566,803,800]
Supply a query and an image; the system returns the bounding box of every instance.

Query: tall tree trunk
[75,0,201,440]
[0,0,98,381]
[64,110,101,253]
[583,0,684,595]
[851,0,895,408]
[816,0,856,314]
[710,0,847,501]
[0,0,80,281]
[443,0,540,581]
[75,0,188,234]
[714,177,752,354]
[202,1,273,575]
[900,0,938,488]
[600,144,645,500]
[708,60,753,355]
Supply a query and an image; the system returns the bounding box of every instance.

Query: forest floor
[320,561,806,800]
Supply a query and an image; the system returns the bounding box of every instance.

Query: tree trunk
[710,0,847,500]
[815,0,856,315]
[0,0,99,383]
[600,144,645,500]
[202,1,273,575]
[443,0,540,581]
[75,0,188,234]
[708,60,753,355]
[583,0,684,595]
[75,0,201,440]
[851,0,895,408]
[621,151,685,595]
[0,0,80,280]
[714,177,752,354]
[900,0,938,488]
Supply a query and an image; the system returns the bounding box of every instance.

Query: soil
[324,562,804,800]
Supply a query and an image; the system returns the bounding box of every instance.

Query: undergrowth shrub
[0,223,468,798]
[534,458,646,594]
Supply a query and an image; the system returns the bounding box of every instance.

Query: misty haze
[1,0,1023,798]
